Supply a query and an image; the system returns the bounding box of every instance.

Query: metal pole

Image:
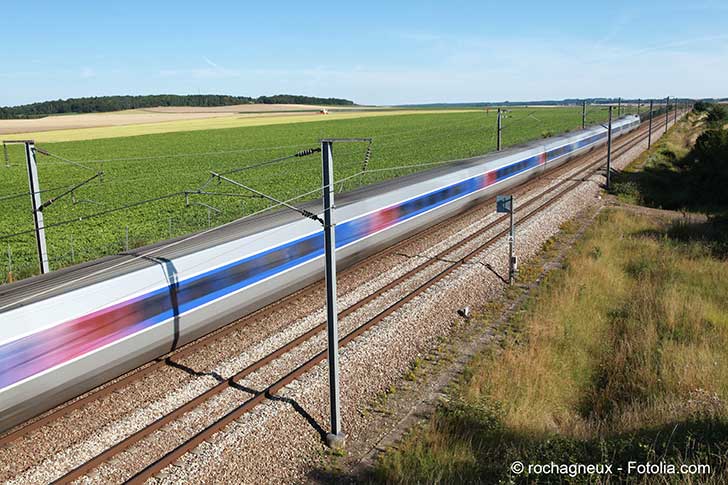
[674,99,678,123]
[508,197,515,285]
[25,142,50,274]
[637,98,641,117]
[618,97,621,117]
[665,96,669,134]
[648,100,654,148]
[497,108,502,151]
[606,106,613,190]
[3,142,8,168]
[322,140,344,447]
[582,101,586,129]
[6,244,12,283]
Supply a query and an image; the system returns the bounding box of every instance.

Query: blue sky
[2,0,727,106]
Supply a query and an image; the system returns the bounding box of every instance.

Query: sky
[1,0,727,106]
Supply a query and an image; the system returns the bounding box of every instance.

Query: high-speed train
[0,115,640,432]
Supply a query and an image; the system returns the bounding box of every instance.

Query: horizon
[0,93,715,111]
[2,1,728,106]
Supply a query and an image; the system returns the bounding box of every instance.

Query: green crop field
[0,105,630,283]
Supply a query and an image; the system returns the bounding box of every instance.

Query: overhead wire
[0,173,365,311]
[0,183,79,203]
[213,147,320,178]
[32,143,313,166]
[0,192,185,241]
[0,145,328,240]
[35,148,97,173]
[0,144,322,208]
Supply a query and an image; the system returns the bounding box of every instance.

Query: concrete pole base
[326,432,347,450]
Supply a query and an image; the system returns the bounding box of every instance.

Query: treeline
[255,94,354,106]
[0,94,355,119]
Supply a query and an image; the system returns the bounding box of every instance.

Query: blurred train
[0,115,640,432]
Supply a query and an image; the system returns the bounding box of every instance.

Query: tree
[690,127,728,206]
[693,100,711,112]
[0,94,355,119]
[706,104,728,125]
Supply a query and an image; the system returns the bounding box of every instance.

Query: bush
[610,180,642,204]
[693,100,711,112]
[690,128,728,207]
[706,104,728,125]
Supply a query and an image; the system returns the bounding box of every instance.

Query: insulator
[301,209,321,222]
[295,148,322,157]
[361,143,372,172]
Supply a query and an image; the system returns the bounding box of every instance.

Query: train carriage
[0,115,640,432]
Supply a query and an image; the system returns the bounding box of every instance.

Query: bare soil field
[0,109,471,143]
[0,104,380,136]
[137,104,379,114]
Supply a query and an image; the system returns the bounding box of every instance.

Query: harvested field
[0,108,468,142]
[136,104,381,114]
[0,103,381,136]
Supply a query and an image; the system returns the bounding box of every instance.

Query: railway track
[0,117,645,450]
[2,114,680,483]
[126,119,674,483]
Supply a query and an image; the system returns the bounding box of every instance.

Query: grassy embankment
[373,109,728,483]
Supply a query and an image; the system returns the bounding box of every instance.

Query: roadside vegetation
[372,106,728,483]
[0,105,620,282]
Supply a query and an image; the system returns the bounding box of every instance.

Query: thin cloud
[585,33,728,65]
[203,57,221,69]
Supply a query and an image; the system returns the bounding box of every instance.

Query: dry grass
[373,209,728,484]
[491,211,725,429]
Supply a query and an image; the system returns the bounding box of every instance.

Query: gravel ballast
[1,118,682,484]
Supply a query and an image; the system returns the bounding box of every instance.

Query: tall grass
[373,210,728,484]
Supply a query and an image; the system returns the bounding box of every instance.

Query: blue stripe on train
[59,123,630,337]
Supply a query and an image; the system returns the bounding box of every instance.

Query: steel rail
[51,116,672,484]
[126,116,672,484]
[4,114,681,481]
[2,116,670,453]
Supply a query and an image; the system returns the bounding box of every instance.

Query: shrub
[693,100,711,112]
[706,104,728,125]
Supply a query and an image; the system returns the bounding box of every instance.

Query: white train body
[0,115,640,432]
